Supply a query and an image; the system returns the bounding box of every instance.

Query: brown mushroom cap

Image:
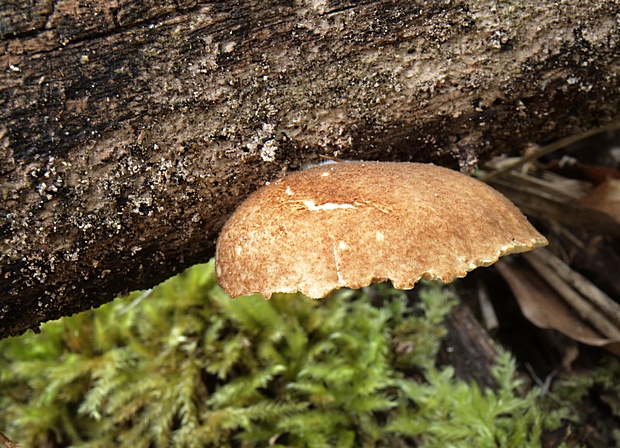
[215,162,548,299]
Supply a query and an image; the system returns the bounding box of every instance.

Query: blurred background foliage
[0,260,606,447]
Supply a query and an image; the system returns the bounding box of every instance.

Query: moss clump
[0,260,558,447]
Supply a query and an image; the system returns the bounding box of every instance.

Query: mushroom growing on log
[216,161,548,298]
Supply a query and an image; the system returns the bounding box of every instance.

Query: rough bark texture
[1,0,619,338]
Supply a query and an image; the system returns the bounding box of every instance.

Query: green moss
[538,354,620,447]
[0,261,560,447]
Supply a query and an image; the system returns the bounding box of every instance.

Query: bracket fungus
[215,162,548,299]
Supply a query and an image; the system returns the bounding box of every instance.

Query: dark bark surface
[440,300,499,391]
[1,0,620,338]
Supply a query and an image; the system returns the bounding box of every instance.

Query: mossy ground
[0,260,615,447]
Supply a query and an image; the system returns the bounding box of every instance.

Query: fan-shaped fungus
[216,162,547,299]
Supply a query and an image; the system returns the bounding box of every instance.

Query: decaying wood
[496,260,620,356]
[2,0,620,338]
[550,225,620,298]
[525,249,620,329]
[439,301,499,391]
[524,251,620,341]
[480,122,620,182]
[484,135,620,355]
[489,173,620,238]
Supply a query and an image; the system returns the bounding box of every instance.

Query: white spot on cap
[236,246,242,255]
[338,241,348,250]
[285,186,293,195]
[321,172,329,177]
[376,231,385,242]
[302,200,355,211]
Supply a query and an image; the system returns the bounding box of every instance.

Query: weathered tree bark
[1,0,619,338]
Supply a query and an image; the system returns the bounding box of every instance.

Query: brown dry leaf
[523,250,620,338]
[496,261,620,356]
[579,177,620,223]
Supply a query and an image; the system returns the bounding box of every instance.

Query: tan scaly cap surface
[215,162,548,299]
